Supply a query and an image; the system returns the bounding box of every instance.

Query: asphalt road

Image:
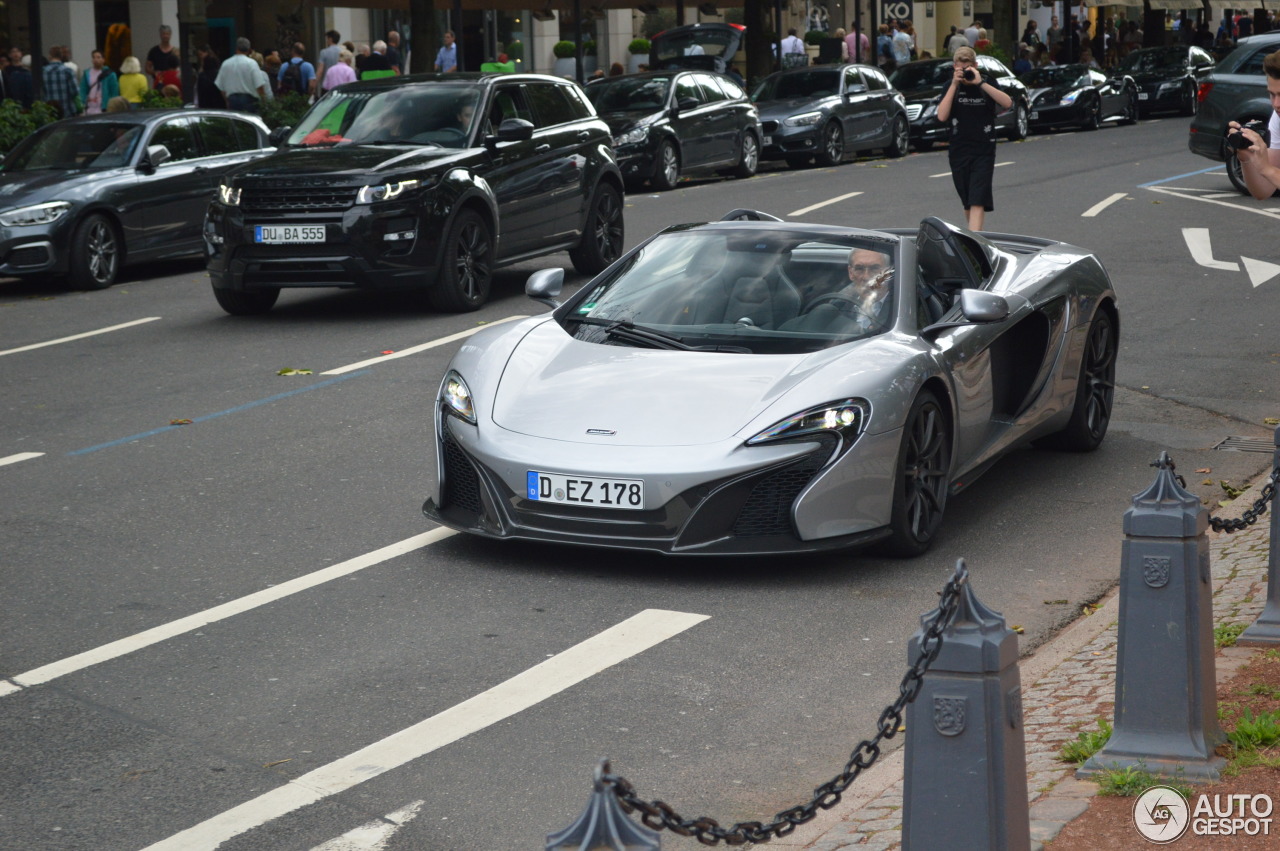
[1,113,1277,851]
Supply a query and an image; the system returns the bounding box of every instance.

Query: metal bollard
[1239,425,1280,645]
[546,759,661,851]
[902,560,1030,851]
[1078,453,1227,783]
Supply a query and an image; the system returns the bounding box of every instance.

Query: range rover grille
[241,187,357,213]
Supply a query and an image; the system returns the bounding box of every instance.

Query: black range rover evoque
[206,73,625,314]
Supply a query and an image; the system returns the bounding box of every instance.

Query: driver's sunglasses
[850,263,885,274]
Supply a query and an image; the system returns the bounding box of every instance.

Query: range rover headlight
[747,399,870,446]
[613,126,648,146]
[441,370,476,424]
[357,179,421,204]
[0,201,71,227]
[784,111,823,127]
[217,183,241,206]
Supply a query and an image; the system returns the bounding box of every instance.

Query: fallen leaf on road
[1043,599,1069,605]
[1265,418,1280,425]
[1220,480,1246,499]
[1203,478,1214,486]
[263,758,293,768]
[1011,625,1025,634]
[1196,468,1212,474]
[169,419,193,426]
[277,368,313,376]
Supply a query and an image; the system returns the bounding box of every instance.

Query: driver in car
[781,247,893,334]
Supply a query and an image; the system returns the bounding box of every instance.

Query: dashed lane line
[139,608,710,851]
[310,801,425,850]
[929,161,1014,178]
[322,316,529,375]
[0,317,161,358]
[0,528,455,698]
[789,191,864,217]
[0,452,44,467]
[1081,192,1128,217]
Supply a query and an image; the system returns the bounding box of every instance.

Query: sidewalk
[774,473,1277,851]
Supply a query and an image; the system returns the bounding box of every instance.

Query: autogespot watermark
[1133,785,1274,843]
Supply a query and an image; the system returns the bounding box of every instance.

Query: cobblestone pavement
[772,473,1278,851]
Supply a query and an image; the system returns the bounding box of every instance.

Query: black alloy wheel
[1120,89,1138,125]
[212,286,281,316]
[883,390,951,557]
[652,139,680,190]
[1008,102,1029,141]
[886,115,910,157]
[815,122,843,167]
[1082,99,1101,131]
[429,209,492,312]
[1037,311,1116,452]
[568,183,625,276]
[69,214,121,290]
[1181,82,1198,116]
[733,131,760,178]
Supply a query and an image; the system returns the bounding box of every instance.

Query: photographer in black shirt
[936,47,1012,231]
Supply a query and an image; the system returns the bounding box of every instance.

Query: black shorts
[948,147,995,212]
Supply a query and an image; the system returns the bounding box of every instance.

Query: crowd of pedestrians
[0,23,409,120]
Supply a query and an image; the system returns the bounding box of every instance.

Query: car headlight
[440,370,475,424]
[1158,82,1180,95]
[1059,89,1082,105]
[357,179,421,204]
[747,399,870,446]
[922,102,938,119]
[0,201,71,227]
[217,183,241,206]
[613,126,648,146]
[784,111,823,127]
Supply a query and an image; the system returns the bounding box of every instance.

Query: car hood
[1128,70,1182,85]
[1028,84,1080,101]
[234,145,464,179]
[757,97,830,120]
[898,84,947,103]
[598,110,662,134]
[0,169,107,206]
[491,321,847,447]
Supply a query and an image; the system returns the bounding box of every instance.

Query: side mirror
[143,144,171,169]
[958,289,1010,323]
[846,83,868,95]
[268,126,292,147]
[674,96,699,113]
[526,267,564,310]
[491,117,534,144]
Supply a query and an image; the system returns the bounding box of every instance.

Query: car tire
[1082,99,1101,131]
[1036,310,1116,452]
[815,122,843,167]
[1119,90,1138,125]
[212,285,280,316]
[1181,82,1198,116]
[1227,148,1250,194]
[568,183,624,276]
[733,131,759,178]
[786,154,813,169]
[882,389,951,558]
[652,139,680,190]
[886,115,910,158]
[1007,102,1029,141]
[429,209,492,312]
[68,213,121,290]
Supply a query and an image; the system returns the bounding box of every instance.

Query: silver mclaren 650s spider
[423,211,1118,557]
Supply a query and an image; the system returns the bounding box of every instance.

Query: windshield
[3,122,145,171]
[584,76,671,111]
[562,228,899,355]
[1021,65,1090,87]
[1120,48,1186,73]
[753,69,842,101]
[652,29,736,61]
[287,85,483,148]
[890,62,953,90]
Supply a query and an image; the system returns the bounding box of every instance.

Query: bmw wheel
[429,209,492,312]
[69,213,121,290]
[733,131,760,178]
[1037,311,1116,452]
[568,183,624,276]
[652,139,680,190]
[883,390,951,557]
[886,115,910,158]
[815,122,843,167]
[1008,102,1029,141]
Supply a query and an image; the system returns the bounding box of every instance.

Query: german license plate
[255,225,325,244]
[763,135,773,146]
[526,471,644,510]
[1138,92,1149,101]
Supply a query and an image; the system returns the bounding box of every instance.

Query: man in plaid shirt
[43,46,81,118]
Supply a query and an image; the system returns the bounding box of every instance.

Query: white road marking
[140,608,710,851]
[310,801,424,850]
[1,529,455,696]
[788,191,864,216]
[1243,256,1280,287]
[1182,228,1240,271]
[0,317,161,358]
[1081,192,1128,217]
[1147,185,1280,220]
[322,317,529,375]
[930,161,1013,178]
[1203,192,1241,199]
[0,452,44,467]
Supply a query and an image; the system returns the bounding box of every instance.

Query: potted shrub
[553,39,576,76]
[804,30,826,63]
[628,37,650,73]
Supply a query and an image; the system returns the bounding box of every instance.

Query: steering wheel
[802,293,874,321]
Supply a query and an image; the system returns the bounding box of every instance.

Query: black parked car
[1119,45,1216,117]
[206,74,624,315]
[648,22,745,73]
[890,56,1030,151]
[753,63,910,168]
[0,109,271,289]
[584,70,760,191]
[1188,32,1280,194]
[1021,64,1138,131]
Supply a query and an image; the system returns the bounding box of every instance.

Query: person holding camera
[936,47,1012,231]
[1229,50,1280,200]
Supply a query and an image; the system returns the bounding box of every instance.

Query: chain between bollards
[596,560,971,847]
[1156,454,1280,534]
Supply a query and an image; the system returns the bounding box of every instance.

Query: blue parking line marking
[67,370,370,456]
[1137,166,1221,188]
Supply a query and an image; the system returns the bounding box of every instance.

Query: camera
[1227,119,1270,150]
[962,68,977,82]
